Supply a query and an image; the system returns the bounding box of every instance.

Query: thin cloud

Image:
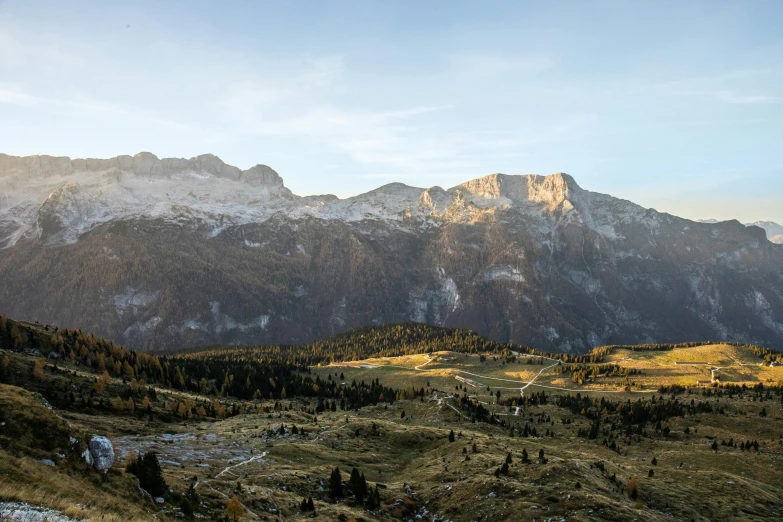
[660,69,782,105]
[673,89,780,104]
[0,86,199,132]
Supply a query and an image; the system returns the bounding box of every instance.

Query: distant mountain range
[1,152,782,352]
[699,219,783,244]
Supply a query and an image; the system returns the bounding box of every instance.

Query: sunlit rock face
[1,152,782,352]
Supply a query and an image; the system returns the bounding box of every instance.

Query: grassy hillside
[2,316,783,520]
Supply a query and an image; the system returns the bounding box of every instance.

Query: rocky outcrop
[0,502,82,522]
[83,435,114,472]
[36,183,99,243]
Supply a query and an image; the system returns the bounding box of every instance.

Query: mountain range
[1,152,782,352]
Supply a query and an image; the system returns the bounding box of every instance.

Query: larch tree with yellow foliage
[226,495,244,521]
[32,357,46,381]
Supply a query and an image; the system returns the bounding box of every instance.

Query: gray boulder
[85,435,114,471]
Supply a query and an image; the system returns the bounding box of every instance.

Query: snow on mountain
[0,153,295,246]
[1,153,659,247]
[746,221,783,244]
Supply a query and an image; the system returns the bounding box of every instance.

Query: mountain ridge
[1,152,782,353]
[2,152,651,251]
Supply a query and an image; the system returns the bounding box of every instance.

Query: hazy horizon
[1,0,782,223]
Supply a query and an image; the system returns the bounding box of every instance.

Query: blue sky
[1,0,781,222]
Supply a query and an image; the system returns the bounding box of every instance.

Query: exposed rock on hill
[84,436,115,472]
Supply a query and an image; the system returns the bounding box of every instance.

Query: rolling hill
[2,317,783,521]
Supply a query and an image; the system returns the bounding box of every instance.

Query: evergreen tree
[538,448,547,464]
[181,482,198,519]
[349,467,367,502]
[329,467,343,498]
[127,451,168,497]
[366,488,377,510]
[300,495,316,512]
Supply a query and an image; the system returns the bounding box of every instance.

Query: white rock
[0,501,82,522]
[88,435,115,471]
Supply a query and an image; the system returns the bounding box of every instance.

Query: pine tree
[448,430,455,442]
[349,467,367,502]
[538,448,547,464]
[521,448,530,464]
[300,496,313,511]
[329,467,343,498]
[127,451,168,497]
[181,482,198,519]
[366,488,377,510]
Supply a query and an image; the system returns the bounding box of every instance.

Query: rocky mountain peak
[0,152,291,191]
[36,182,99,243]
[453,172,581,210]
[241,164,285,188]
